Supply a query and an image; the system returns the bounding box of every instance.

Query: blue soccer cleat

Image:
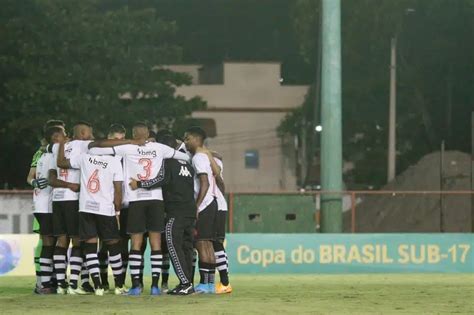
[127,286,142,296]
[207,283,215,294]
[194,283,210,294]
[150,286,161,296]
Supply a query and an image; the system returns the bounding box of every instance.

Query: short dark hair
[133,121,149,129]
[185,126,207,141]
[148,130,157,140]
[44,126,63,144]
[108,123,126,135]
[43,119,65,132]
[74,120,92,128]
[156,129,172,143]
[157,134,178,149]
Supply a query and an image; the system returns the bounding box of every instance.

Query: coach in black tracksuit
[132,134,196,294]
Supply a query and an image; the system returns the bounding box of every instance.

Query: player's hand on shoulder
[129,178,139,190]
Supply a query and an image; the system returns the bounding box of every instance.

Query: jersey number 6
[87,169,100,193]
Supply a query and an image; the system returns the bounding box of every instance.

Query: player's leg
[147,200,165,295]
[166,217,194,295]
[100,214,126,295]
[139,233,147,290]
[80,261,93,292]
[52,201,70,294]
[119,207,129,286]
[214,210,232,293]
[66,201,84,293]
[98,241,109,290]
[68,238,83,292]
[183,218,197,288]
[33,216,42,292]
[161,232,170,293]
[191,248,197,285]
[35,213,56,294]
[126,201,146,295]
[79,212,103,296]
[195,200,218,293]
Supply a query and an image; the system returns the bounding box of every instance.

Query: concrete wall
[168,62,309,192]
[0,191,34,233]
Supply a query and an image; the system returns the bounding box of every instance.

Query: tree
[280,0,474,188]
[0,0,205,188]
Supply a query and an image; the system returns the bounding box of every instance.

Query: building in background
[167,62,309,192]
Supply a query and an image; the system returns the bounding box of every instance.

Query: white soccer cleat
[67,286,88,295]
[95,288,105,296]
[114,287,128,295]
[56,286,68,295]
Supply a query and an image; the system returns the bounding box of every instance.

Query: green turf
[0,275,472,314]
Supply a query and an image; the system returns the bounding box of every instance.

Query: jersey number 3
[87,169,100,193]
[137,158,152,180]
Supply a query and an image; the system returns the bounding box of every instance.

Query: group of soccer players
[27,119,232,296]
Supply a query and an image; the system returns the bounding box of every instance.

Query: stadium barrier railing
[227,190,474,233]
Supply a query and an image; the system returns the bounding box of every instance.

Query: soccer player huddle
[27,119,231,296]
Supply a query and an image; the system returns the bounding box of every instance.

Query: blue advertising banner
[224,234,474,273]
[1,234,473,276]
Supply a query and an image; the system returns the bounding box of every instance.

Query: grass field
[0,274,473,314]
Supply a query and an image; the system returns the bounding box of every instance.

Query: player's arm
[196,173,209,211]
[130,160,171,190]
[26,167,36,186]
[48,169,80,191]
[88,138,146,149]
[56,140,72,169]
[159,143,190,162]
[27,149,48,188]
[113,181,122,214]
[197,147,225,193]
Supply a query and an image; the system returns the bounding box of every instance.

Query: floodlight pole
[320,0,343,233]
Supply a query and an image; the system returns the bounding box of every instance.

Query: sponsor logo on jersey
[178,165,192,177]
[137,148,157,158]
[88,157,108,169]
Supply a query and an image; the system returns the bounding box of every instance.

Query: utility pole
[387,37,397,183]
[320,0,343,233]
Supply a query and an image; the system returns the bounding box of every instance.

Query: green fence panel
[232,194,316,233]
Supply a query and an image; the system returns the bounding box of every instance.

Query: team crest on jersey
[178,166,192,177]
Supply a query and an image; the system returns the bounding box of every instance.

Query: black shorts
[127,200,165,234]
[196,199,218,241]
[52,200,79,237]
[79,212,120,241]
[119,207,129,239]
[215,210,227,240]
[34,213,54,236]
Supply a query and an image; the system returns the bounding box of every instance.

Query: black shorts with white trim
[34,213,54,236]
[127,200,165,234]
[52,200,80,237]
[79,212,120,241]
[196,199,218,241]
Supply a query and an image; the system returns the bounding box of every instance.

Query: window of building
[245,150,259,169]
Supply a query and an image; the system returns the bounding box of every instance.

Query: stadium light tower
[320,0,343,233]
[387,8,415,183]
